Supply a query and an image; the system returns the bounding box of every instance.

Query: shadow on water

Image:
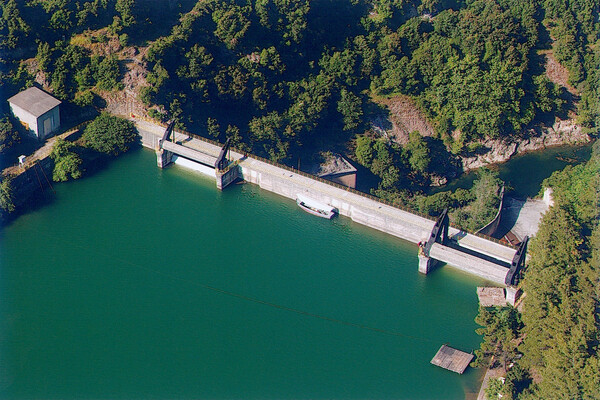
[1,189,55,229]
[1,143,143,229]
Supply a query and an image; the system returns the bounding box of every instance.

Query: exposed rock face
[374,96,435,145]
[461,119,590,171]
[375,96,589,174]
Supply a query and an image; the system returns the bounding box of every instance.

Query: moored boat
[296,194,337,219]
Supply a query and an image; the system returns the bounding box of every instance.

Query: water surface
[433,144,593,198]
[1,149,490,399]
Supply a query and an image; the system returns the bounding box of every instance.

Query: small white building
[7,87,61,140]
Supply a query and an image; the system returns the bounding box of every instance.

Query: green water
[433,144,593,198]
[1,149,490,399]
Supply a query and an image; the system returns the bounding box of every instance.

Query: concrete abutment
[505,286,521,306]
[216,165,240,190]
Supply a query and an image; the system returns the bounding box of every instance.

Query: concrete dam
[134,119,525,297]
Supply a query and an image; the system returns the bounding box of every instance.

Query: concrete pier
[418,254,438,274]
[156,148,172,168]
[505,286,521,306]
[216,164,240,190]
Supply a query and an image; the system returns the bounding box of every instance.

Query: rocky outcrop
[461,119,590,171]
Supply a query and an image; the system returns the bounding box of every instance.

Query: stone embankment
[1,127,83,215]
[461,119,590,171]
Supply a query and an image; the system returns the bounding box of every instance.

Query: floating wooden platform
[431,345,474,374]
[477,287,507,307]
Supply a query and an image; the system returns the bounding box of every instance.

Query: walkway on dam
[161,140,218,166]
[133,118,517,284]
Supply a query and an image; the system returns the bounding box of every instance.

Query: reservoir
[1,149,491,399]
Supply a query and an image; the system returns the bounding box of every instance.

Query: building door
[43,117,52,138]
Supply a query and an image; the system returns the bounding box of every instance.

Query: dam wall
[238,157,436,244]
[132,118,517,283]
[134,118,437,243]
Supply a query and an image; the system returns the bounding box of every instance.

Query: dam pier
[135,118,524,301]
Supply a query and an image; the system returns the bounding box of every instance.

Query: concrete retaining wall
[477,186,505,237]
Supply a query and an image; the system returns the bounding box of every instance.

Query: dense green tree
[115,0,136,28]
[94,55,121,91]
[206,117,221,139]
[0,117,19,154]
[0,175,15,213]
[212,3,251,49]
[50,139,83,181]
[0,0,30,50]
[406,131,430,173]
[485,141,600,399]
[35,41,52,71]
[83,113,138,156]
[337,89,363,131]
[473,306,522,371]
[451,168,502,231]
[355,135,375,167]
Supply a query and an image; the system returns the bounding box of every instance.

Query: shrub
[0,175,16,213]
[83,113,138,156]
[50,139,83,181]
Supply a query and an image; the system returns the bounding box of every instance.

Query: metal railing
[135,116,517,250]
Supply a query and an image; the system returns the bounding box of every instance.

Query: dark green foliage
[411,169,501,231]
[93,55,121,91]
[0,175,16,213]
[83,113,138,156]
[212,3,251,50]
[0,0,30,51]
[451,168,502,231]
[0,117,20,154]
[337,88,363,131]
[354,136,407,191]
[50,139,83,181]
[473,306,522,370]
[371,0,592,150]
[488,141,600,399]
[115,0,136,28]
[406,131,430,173]
[414,188,473,217]
[206,117,221,139]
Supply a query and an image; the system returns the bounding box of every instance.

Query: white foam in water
[172,155,217,178]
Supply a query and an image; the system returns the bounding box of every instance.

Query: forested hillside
[474,141,599,400]
[1,1,599,394]
[1,0,598,197]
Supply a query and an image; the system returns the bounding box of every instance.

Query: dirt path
[2,127,83,177]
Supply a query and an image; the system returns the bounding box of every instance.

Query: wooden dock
[431,345,474,374]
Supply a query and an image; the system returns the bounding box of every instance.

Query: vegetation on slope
[474,141,600,399]
[82,113,138,156]
[0,0,597,224]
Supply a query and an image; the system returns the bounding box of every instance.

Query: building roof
[477,287,507,307]
[7,87,61,118]
[307,153,357,177]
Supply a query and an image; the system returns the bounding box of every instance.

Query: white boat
[296,194,337,219]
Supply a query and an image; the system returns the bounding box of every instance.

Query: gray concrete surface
[133,118,517,285]
[501,197,549,241]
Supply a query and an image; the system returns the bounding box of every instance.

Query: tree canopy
[474,140,600,400]
[82,113,138,156]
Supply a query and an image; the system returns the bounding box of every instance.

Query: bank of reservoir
[0,149,489,399]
